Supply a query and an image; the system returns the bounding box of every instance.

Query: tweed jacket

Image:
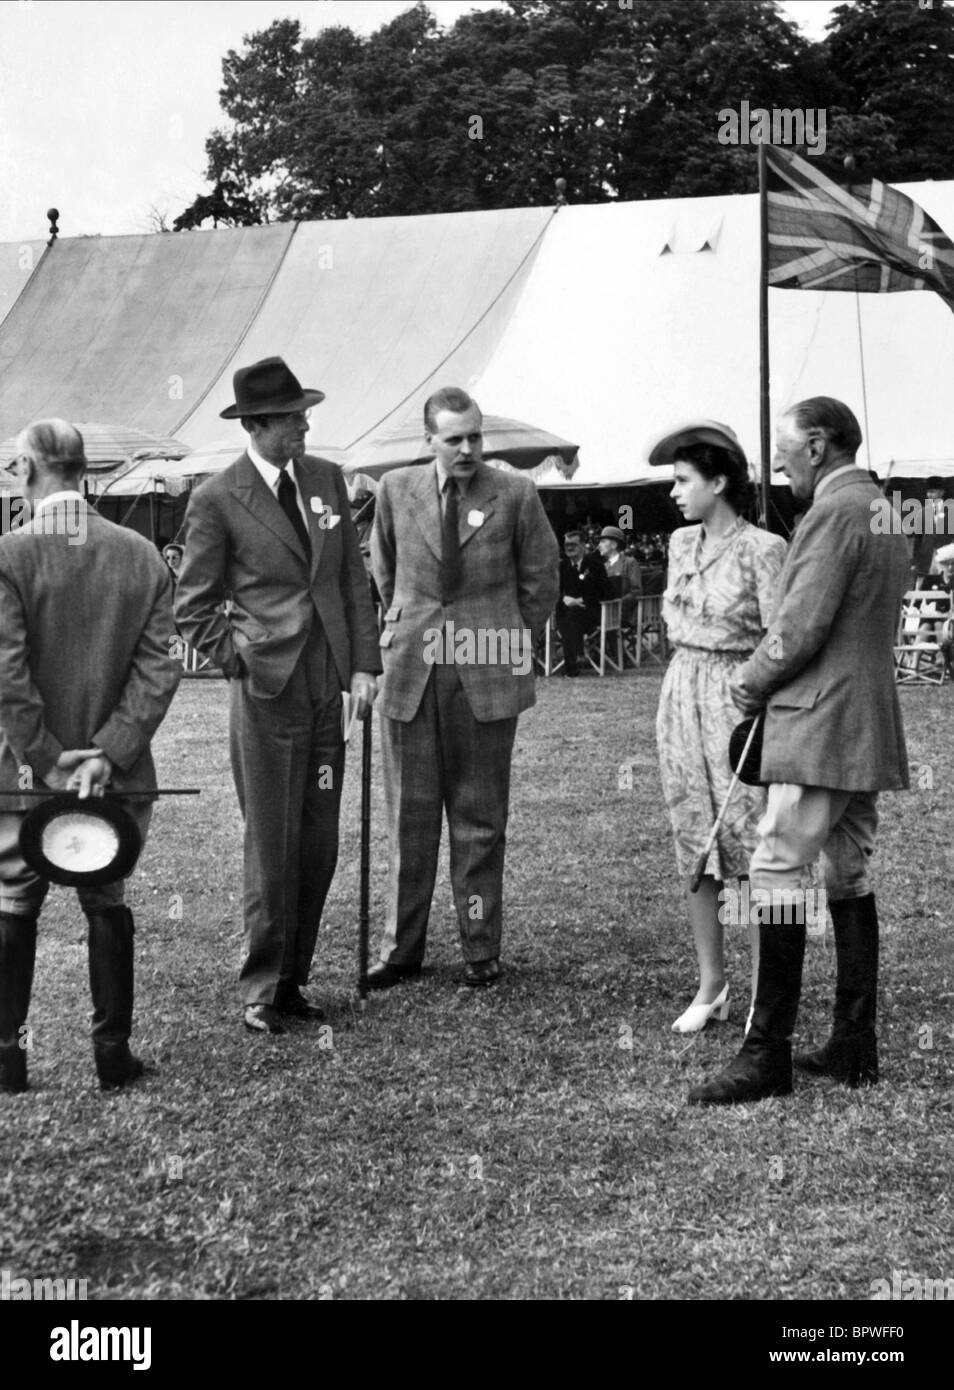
[604,552,643,600]
[0,499,181,810]
[175,452,381,699]
[740,469,909,791]
[371,461,560,722]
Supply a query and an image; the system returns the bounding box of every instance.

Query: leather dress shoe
[365,961,422,991]
[463,959,501,987]
[243,1004,285,1035]
[0,1043,28,1094]
[275,986,325,1021]
[95,1044,146,1091]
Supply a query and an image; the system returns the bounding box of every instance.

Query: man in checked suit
[368,387,559,989]
[175,358,381,1034]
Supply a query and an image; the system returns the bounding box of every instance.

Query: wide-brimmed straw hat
[648,420,747,470]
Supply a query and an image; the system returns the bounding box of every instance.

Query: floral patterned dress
[656,518,787,881]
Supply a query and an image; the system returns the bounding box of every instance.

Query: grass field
[2,670,953,1301]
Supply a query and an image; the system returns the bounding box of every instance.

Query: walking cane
[689,714,762,894]
[358,708,372,1005]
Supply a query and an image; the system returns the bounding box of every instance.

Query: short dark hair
[676,441,754,514]
[786,397,862,457]
[423,387,480,434]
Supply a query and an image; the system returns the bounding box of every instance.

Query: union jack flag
[766,146,954,312]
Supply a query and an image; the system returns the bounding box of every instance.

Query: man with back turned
[0,420,180,1093]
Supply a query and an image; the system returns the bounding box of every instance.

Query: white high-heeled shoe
[671,984,730,1035]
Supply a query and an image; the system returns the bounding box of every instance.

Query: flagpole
[854,292,873,473]
[758,140,771,530]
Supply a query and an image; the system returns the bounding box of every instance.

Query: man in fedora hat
[688,397,909,1106]
[0,420,181,1093]
[598,526,642,623]
[175,357,381,1034]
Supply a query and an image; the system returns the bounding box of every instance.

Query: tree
[142,203,172,234]
[172,133,267,229]
[825,0,954,183]
[170,0,944,226]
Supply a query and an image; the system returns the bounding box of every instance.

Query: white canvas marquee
[2,182,953,486]
[468,182,954,486]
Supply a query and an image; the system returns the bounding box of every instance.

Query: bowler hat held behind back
[19,796,142,887]
[220,357,326,419]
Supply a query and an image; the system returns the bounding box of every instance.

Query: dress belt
[672,643,753,658]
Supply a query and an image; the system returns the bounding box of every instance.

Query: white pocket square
[467,509,485,528]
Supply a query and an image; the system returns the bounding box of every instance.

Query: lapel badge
[467,509,485,528]
[310,495,341,528]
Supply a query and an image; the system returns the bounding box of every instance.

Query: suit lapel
[411,464,443,562]
[409,461,500,559]
[459,464,498,548]
[293,460,327,579]
[229,452,309,566]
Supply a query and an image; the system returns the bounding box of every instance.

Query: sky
[0,0,837,244]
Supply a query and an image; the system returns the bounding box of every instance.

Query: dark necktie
[277,466,311,559]
[441,478,462,603]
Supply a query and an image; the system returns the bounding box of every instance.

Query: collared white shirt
[34,489,84,514]
[814,464,859,500]
[248,442,309,529]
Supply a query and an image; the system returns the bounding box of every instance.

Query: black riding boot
[794,893,879,1087]
[689,910,806,1106]
[0,912,38,1093]
[87,905,144,1091]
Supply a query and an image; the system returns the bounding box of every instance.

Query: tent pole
[758,141,771,531]
[854,292,873,473]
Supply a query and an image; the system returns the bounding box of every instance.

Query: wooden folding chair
[894,589,951,685]
[631,594,670,667]
[583,599,624,675]
[535,613,564,676]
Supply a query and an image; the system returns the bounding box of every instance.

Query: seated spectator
[581,519,604,553]
[633,532,668,592]
[598,526,642,621]
[934,543,954,680]
[912,488,951,587]
[556,529,608,676]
